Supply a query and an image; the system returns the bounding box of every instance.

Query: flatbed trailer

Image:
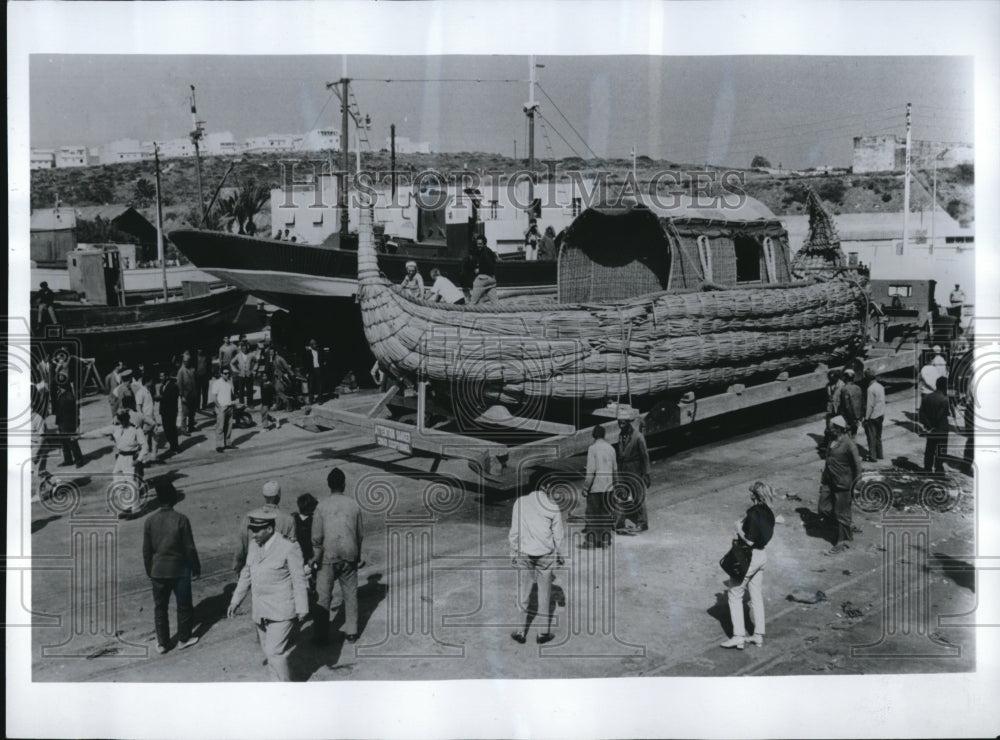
[299,344,917,489]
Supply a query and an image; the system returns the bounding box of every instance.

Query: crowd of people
[145,466,363,681]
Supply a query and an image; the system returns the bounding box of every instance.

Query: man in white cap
[227,510,309,681]
[818,415,863,555]
[232,480,297,576]
[400,260,425,298]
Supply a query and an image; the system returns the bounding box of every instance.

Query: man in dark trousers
[838,368,864,440]
[304,339,327,404]
[176,352,199,434]
[53,381,84,467]
[920,375,952,473]
[818,415,863,555]
[142,481,201,653]
[862,368,885,462]
[159,368,180,454]
[310,467,364,644]
[614,409,651,533]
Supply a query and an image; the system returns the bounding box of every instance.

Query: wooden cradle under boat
[357,200,870,410]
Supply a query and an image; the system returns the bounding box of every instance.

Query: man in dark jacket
[919,376,952,473]
[142,481,201,653]
[838,368,864,439]
[176,353,199,434]
[819,415,863,555]
[53,381,84,467]
[614,410,651,533]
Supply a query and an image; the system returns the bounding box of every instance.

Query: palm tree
[213,180,270,235]
[133,177,156,208]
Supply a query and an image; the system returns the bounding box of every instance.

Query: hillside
[30,153,975,231]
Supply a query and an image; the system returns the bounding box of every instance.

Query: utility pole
[189,85,206,222]
[390,124,397,200]
[930,147,949,255]
[902,102,912,255]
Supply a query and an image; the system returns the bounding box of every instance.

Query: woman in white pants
[721,482,776,649]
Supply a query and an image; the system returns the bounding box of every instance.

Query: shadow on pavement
[929,553,975,592]
[31,515,61,533]
[707,590,733,639]
[193,582,236,640]
[795,507,837,545]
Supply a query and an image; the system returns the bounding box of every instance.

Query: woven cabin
[557,199,793,303]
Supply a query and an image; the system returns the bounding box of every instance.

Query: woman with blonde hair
[720,481,776,649]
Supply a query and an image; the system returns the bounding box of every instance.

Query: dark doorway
[734,235,762,283]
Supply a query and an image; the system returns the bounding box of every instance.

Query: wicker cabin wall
[668,239,705,290]
[709,237,738,285]
[558,248,663,302]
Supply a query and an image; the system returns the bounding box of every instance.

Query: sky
[30,55,973,170]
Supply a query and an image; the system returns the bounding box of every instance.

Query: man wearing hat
[233,480,297,576]
[614,408,651,533]
[110,407,149,518]
[919,375,951,474]
[818,414,863,555]
[227,510,309,681]
[400,260,425,297]
[310,468,364,644]
[143,481,201,653]
[838,368,864,440]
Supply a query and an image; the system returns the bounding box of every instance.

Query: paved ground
[24,378,979,681]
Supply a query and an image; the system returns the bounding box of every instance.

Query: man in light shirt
[427,268,466,304]
[862,369,885,462]
[509,471,565,645]
[581,424,617,548]
[210,367,236,453]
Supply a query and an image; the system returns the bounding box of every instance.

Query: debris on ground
[839,601,865,619]
[787,589,826,604]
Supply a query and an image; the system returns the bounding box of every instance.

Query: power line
[535,83,604,162]
[351,77,524,84]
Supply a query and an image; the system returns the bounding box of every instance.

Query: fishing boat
[357,195,871,413]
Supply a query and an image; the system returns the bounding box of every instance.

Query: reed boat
[357,196,870,412]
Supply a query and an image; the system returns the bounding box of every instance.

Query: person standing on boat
[427,267,466,304]
[469,234,499,304]
[176,352,199,435]
[36,281,57,329]
[581,425,617,548]
[509,471,565,645]
[818,415,862,555]
[210,366,236,453]
[400,261,425,298]
[524,220,541,261]
[948,284,966,318]
[614,409,651,534]
[538,225,558,261]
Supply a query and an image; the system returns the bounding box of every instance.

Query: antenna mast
[190,85,207,222]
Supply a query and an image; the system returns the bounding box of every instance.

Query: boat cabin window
[887,285,913,297]
[696,235,714,282]
[734,235,762,283]
[848,252,859,266]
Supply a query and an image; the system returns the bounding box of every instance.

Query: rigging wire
[536,83,605,163]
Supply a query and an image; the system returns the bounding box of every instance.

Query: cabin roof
[30,208,77,232]
[75,205,158,244]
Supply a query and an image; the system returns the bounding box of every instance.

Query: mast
[902,102,911,255]
[390,124,397,200]
[525,56,541,213]
[341,77,350,237]
[153,144,168,301]
[189,85,206,222]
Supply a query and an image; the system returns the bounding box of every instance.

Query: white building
[30,149,56,170]
[784,209,975,301]
[55,145,88,168]
[385,136,431,155]
[202,131,239,156]
[103,138,151,164]
[151,137,196,159]
[244,134,299,153]
[301,128,342,152]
